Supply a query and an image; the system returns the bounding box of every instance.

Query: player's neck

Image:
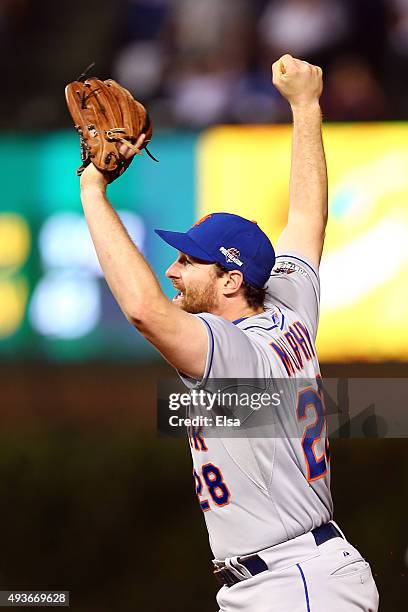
[215,303,264,322]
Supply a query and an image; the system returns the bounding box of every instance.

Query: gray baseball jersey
[180,252,333,560]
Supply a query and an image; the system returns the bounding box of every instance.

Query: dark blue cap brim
[155,229,215,262]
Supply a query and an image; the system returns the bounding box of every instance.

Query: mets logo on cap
[219,247,243,267]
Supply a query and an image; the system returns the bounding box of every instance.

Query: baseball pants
[216,528,379,612]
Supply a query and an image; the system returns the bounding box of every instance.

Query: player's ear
[222,270,244,296]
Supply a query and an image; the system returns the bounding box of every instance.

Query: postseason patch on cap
[272,260,307,276]
[219,247,243,267]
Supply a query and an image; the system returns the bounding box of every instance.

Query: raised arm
[272,54,328,267]
[79,156,207,379]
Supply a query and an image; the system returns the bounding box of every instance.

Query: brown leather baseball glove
[65,76,157,183]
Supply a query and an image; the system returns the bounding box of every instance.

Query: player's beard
[177,279,219,314]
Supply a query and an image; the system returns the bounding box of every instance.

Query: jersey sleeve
[265,251,320,340]
[178,312,271,389]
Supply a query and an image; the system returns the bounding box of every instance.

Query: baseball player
[79,55,379,611]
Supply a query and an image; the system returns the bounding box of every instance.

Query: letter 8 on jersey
[193,463,231,511]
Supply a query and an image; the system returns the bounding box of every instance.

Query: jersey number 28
[193,463,231,512]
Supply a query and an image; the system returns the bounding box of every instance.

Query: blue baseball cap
[155,212,275,289]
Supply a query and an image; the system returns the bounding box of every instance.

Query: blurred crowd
[2,0,408,129]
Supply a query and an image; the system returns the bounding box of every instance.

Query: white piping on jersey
[218,435,291,543]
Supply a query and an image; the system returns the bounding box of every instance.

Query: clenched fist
[272,54,323,108]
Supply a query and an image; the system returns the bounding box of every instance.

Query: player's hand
[118,133,146,159]
[272,54,323,108]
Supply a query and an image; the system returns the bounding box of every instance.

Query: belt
[213,522,343,587]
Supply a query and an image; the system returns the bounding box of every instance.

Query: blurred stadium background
[0,0,407,610]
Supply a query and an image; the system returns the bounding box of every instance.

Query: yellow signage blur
[197,124,408,361]
[0,213,30,270]
[0,277,29,338]
[0,213,30,338]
